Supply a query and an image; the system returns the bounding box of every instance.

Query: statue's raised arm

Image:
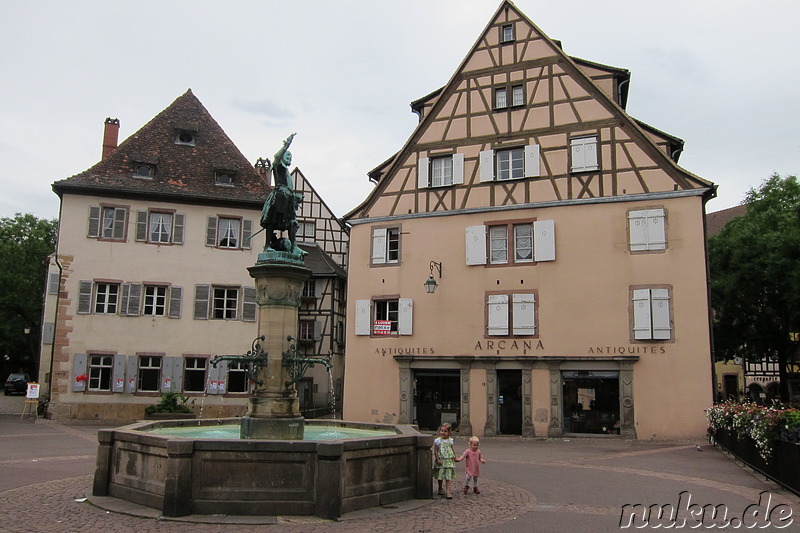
[272,133,296,188]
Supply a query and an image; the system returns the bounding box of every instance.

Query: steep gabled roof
[345,0,714,221]
[299,243,347,279]
[53,89,268,207]
[706,204,748,237]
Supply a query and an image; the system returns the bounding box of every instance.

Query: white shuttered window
[628,209,666,251]
[632,288,671,340]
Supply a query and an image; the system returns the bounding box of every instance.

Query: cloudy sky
[1,0,797,221]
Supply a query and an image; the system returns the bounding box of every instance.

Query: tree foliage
[709,174,800,396]
[0,213,57,375]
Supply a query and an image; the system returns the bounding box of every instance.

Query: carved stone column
[483,359,499,437]
[521,361,535,438]
[547,363,563,438]
[243,262,310,440]
[457,357,473,436]
[397,358,412,425]
[620,363,636,439]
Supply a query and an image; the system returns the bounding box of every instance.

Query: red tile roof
[53,89,269,207]
[706,204,748,237]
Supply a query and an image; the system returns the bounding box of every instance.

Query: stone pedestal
[242,261,310,440]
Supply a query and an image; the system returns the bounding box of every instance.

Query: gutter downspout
[702,185,719,407]
[45,199,65,409]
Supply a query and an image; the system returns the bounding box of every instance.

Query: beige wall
[344,193,713,439]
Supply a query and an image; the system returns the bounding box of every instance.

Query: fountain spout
[282,336,332,391]
[211,336,269,389]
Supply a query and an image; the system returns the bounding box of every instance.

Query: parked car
[4,373,30,395]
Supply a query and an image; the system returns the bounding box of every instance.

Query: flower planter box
[714,429,800,495]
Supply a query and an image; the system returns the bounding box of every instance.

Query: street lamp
[424,261,442,294]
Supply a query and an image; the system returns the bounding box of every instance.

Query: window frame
[212,286,239,320]
[430,156,454,187]
[87,353,114,392]
[496,147,525,180]
[143,284,168,316]
[371,225,402,266]
[137,355,162,393]
[183,357,208,393]
[494,83,525,110]
[217,217,241,249]
[570,135,600,173]
[500,23,515,43]
[628,208,667,252]
[226,360,249,394]
[99,205,128,241]
[631,286,673,342]
[485,291,538,338]
[354,297,413,337]
[94,282,120,314]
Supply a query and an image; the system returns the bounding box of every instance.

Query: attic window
[215,171,235,186]
[501,24,515,43]
[134,165,154,178]
[175,131,196,146]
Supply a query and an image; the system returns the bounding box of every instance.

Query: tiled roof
[706,204,748,237]
[299,243,347,279]
[53,89,268,207]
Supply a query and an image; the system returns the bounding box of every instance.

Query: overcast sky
[1,0,797,221]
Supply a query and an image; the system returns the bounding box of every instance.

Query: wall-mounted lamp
[424,261,443,294]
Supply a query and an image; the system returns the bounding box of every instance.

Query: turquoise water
[144,424,397,440]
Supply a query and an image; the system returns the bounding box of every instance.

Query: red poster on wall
[373,320,392,335]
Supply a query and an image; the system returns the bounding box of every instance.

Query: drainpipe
[702,185,719,407]
[45,199,65,411]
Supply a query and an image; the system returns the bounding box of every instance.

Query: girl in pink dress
[456,436,487,494]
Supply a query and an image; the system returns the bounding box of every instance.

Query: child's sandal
[446,493,453,499]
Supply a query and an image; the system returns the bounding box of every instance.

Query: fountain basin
[93,419,433,519]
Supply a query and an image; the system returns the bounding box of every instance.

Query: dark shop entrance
[562,370,620,435]
[498,369,522,435]
[414,370,460,431]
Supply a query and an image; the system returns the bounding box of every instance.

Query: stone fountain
[91,134,432,519]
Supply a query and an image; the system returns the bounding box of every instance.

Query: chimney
[102,118,120,160]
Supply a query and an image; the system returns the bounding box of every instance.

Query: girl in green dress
[433,423,456,499]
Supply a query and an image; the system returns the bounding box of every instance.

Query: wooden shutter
[487,294,509,336]
[161,357,177,392]
[651,289,671,339]
[465,225,487,265]
[48,272,60,295]
[524,144,540,177]
[417,157,429,188]
[512,294,536,335]
[479,150,495,182]
[628,210,649,251]
[571,137,598,172]
[314,320,322,341]
[126,355,138,393]
[206,217,218,247]
[398,298,413,336]
[122,283,141,316]
[242,219,253,249]
[87,206,101,238]
[168,286,182,318]
[194,284,210,320]
[42,322,54,344]
[173,214,185,245]
[77,280,93,314]
[452,153,464,185]
[112,208,126,240]
[371,228,387,264]
[632,289,652,340]
[135,211,148,241]
[355,300,371,335]
[72,353,87,392]
[533,220,556,262]
[113,354,126,393]
[242,287,257,322]
[647,209,666,250]
[207,360,224,395]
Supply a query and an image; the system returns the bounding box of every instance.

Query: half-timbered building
[342,1,716,439]
[39,90,348,420]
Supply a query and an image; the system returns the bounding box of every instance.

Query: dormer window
[215,171,235,186]
[175,131,196,146]
[134,165,154,178]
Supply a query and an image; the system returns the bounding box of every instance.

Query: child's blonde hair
[469,435,480,444]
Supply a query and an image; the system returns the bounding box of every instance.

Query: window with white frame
[94,283,119,314]
[135,210,184,245]
[487,293,536,336]
[632,288,672,340]
[206,216,252,250]
[87,206,128,241]
[628,209,666,251]
[183,357,207,392]
[302,279,316,299]
[354,298,413,336]
[298,320,317,343]
[479,145,540,182]
[467,220,555,266]
[297,220,316,240]
[212,287,238,320]
[149,212,172,243]
[137,355,162,392]
[495,85,524,110]
[501,23,515,43]
[418,154,464,188]
[143,285,167,316]
[371,226,401,265]
[227,360,248,393]
[570,136,599,172]
[88,354,113,391]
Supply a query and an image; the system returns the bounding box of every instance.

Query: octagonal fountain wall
[93,418,433,519]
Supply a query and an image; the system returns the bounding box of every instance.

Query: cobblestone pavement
[1,415,799,533]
